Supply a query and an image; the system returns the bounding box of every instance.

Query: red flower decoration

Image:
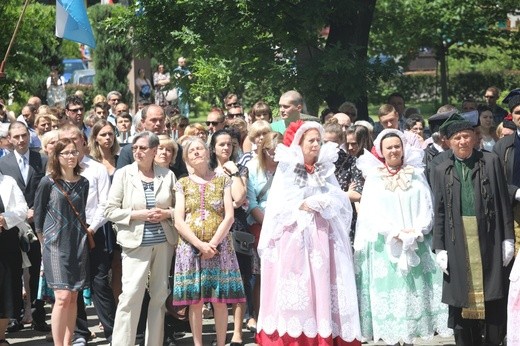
[283,120,305,147]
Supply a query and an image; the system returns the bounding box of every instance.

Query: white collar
[14,149,29,162]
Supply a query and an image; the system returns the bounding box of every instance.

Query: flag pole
[0,0,31,79]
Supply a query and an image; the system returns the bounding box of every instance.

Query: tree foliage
[0,0,62,104]
[118,0,379,118]
[89,4,133,103]
[370,0,518,103]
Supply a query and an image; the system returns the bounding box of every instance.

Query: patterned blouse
[175,175,230,243]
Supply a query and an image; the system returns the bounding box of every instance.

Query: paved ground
[5,305,455,345]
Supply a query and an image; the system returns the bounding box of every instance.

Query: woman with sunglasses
[34,139,89,346]
[105,131,177,346]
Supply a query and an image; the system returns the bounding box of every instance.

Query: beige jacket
[104,162,178,248]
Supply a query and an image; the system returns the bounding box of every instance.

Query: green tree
[117,0,381,119]
[89,4,133,103]
[370,0,518,104]
[0,1,62,104]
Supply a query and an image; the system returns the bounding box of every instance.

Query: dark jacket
[493,133,516,204]
[0,150,47,208]
[423,143,441,185]
[432,150,514,307]
[117,141,188,178]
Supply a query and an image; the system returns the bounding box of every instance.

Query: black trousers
[27,240,46,324]
[75,230,116,341]
[0,229,22,319]
[449,299,507,346]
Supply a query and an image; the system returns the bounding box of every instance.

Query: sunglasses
[227,113,243,119]
[67,107,84,113]
[226,102,239,108]
[206,121,222,126]
[132,145,149,152]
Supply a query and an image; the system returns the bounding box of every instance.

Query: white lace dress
[354,148,451,344]
[256,141,361,345]
[508,257,520,345]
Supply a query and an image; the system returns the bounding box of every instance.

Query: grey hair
[107,90,122,100]
[132,131,159,148]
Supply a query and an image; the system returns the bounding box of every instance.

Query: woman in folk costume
[509,257,520,345]
[256,120,361,345]
[354,129,451,344]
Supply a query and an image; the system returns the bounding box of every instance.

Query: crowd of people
[0,83,519,346]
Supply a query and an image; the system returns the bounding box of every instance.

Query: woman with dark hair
[172,136,245,346]
[34,138,89,346]
[404,115,426,140]
[345,125,373,157]
[249,101,273,123]
[354,129,449,344]
[89,119,119,176]
[88,119,122,302]
[136,68,153,104]
[209,128,249,345]
[324,119,364,243]
[477,105,498,151]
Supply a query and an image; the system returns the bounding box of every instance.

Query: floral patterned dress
[172,175,245,305]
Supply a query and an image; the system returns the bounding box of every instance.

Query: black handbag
[231,230,255,256]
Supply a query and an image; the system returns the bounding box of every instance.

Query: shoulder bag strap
[54,180,95,249]
[256,172,274,203]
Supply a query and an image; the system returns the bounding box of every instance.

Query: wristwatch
[230,171,240,177]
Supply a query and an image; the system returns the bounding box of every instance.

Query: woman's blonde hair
[247,120,271,142]
[157,134,179,163]
[258,132,283,173]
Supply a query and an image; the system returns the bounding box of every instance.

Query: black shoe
[6,320,22,333]
[32,322,52,332]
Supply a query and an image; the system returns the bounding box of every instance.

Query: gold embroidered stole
[461,216,485,319]
[513,204,520,256]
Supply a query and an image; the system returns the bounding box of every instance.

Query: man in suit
[0,121,49,332]
[117,104,187,178]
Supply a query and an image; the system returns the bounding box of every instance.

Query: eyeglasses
[206,121,222,126]
[67,107,84,113]
[226,102,239,108]
[227,113,243,119]
[59,150,80,157]
[132,145,149,152]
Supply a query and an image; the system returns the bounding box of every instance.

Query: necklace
[385,164,401,176]
[304,163,315,174]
